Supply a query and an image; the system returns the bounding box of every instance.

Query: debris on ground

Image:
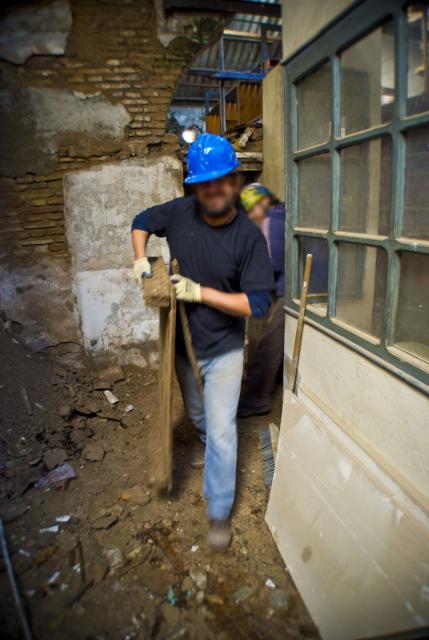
[0,327,319,640]
[43,448,68,471]
[120,485,151,506]
[104,390,119,405]
[35,464,76,489]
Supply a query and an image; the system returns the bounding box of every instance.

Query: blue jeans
[175,348,244,520]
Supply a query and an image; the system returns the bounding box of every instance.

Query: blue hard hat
[185,133,241,184]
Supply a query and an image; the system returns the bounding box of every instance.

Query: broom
[259,253,313,487]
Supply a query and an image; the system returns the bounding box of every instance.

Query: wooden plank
[154,294,176,491]
[145,258,176,492]
[143,258,171,308]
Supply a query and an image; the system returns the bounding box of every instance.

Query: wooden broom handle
[288,253,312,393]
[171,259,204,397]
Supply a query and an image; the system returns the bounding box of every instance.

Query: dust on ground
[0,325,319,640]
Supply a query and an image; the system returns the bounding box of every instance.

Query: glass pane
[297,62,331,149]
[336,243,387,339]
[297,154,331,229]
[403,127,429,240]
[407,3,429,115]
[298,237,329,315]
[341,21,395,135]
[340,138,391,235]
[394,252,429,363]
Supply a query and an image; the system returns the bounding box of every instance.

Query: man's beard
[200,197,237,218]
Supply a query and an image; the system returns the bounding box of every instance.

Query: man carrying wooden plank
[131,133,274,550]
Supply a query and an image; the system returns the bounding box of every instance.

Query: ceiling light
[182,127,199,144]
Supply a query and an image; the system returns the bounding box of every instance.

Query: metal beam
[188,68,264,80]
[163,0,281,18]
[219,35,226,135]
[213,70,265,81]
[188,67,265,82]
[188,68,221,77]
[171,96,211,103]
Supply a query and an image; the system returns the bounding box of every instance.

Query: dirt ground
[0,324,319,640]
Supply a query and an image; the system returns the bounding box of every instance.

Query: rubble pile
[0,324,318,640]
[226,118,263,153]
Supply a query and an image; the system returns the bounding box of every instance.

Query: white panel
[266,391,429,640]
[284,315,429,506]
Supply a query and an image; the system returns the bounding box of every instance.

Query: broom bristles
[259,426,275,487]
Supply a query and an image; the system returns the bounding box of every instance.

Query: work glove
[133,257,152,288]
[170,274,201,303]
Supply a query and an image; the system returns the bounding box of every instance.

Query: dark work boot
[190,440,205,469]
[207,519,231,551]
[237,401,271,419]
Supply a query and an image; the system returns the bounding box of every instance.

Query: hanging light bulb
[182,126,200,144]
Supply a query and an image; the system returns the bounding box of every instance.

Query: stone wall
[0,0,221,364]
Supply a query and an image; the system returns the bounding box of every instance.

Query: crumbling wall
[64,156,183,366]
[0,0,220,364]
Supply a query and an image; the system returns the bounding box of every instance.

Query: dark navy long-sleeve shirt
[132,196,275,359]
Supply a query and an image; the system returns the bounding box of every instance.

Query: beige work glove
[170,274,201,303]
[133,257,152,288]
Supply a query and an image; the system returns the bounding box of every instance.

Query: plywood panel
[238,83,262,123]
[206,115,220,134]
[266,390,429,640]
[205,84,261,134]
[262,65,285,200]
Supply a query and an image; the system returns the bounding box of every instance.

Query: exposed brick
[0,0,215,260]
[20,237,55,246]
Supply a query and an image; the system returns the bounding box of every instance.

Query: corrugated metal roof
[174,3,282,102]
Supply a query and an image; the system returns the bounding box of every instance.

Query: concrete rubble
[0,323,319,640]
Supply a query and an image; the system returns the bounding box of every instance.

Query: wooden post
[288,254,312,393]
[144,258,176,491]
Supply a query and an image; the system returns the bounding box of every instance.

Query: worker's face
[248,196,271,226]
[195,174,240,218]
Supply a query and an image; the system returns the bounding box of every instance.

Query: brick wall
[0,0,213,262]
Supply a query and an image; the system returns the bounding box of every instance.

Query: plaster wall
[74,268,159,367]
[0,256,80,351]
[0,87,131,177]
[0,0,72,64]
[0,0,221,362]
[64,157,183,363]
[281,0,355,60]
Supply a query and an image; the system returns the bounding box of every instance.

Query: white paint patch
[395,507,404,526]
[74,268,159,361]
[338,456,352,482]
